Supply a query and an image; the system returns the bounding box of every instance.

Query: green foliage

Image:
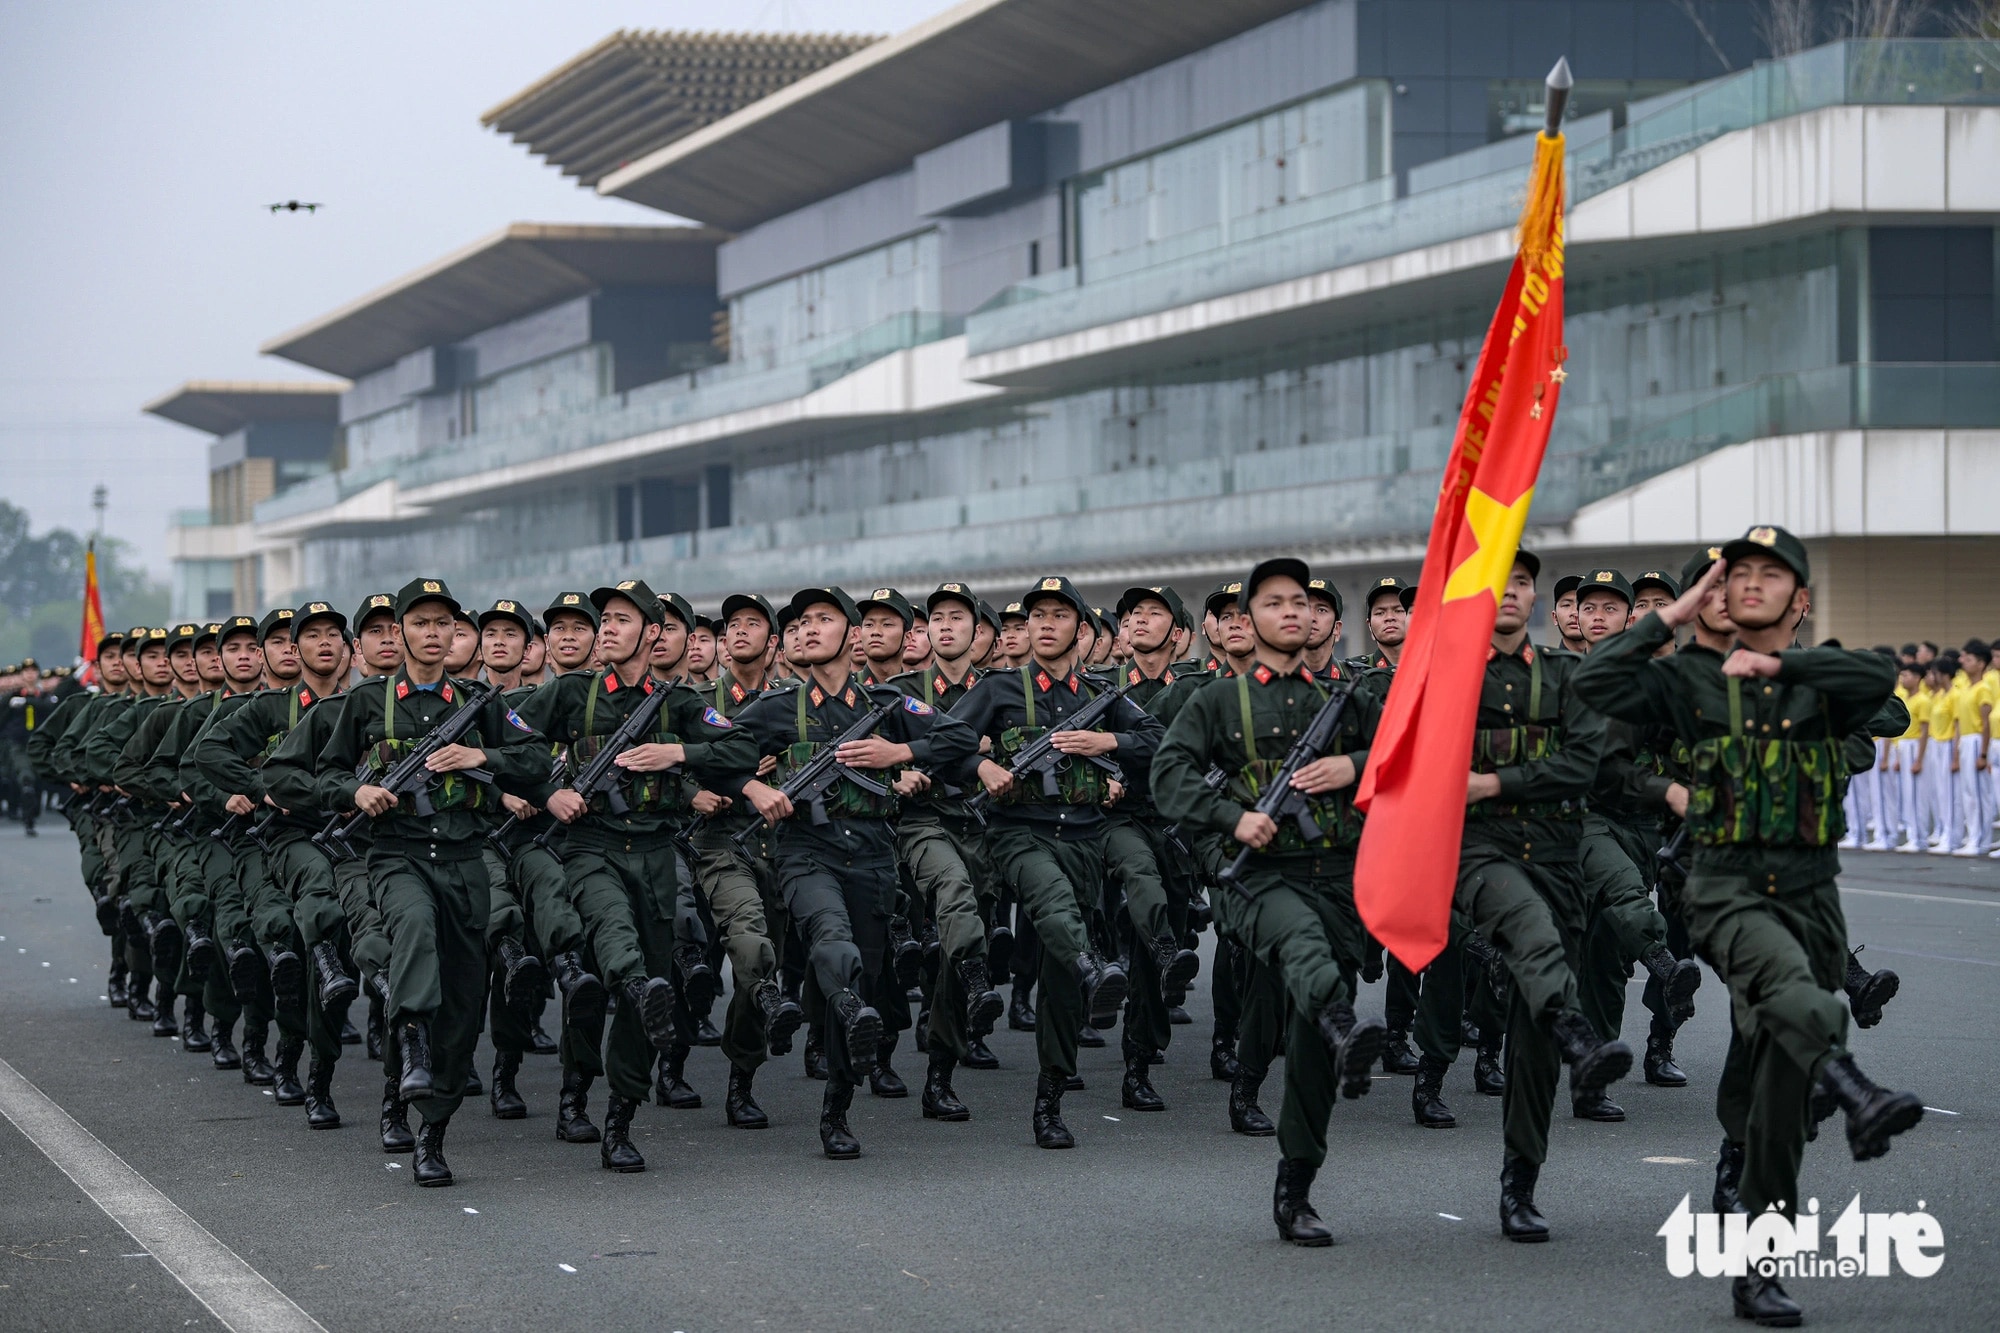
[0,499,168,664]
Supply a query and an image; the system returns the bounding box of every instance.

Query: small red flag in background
[1352,126,1569,973]
[79,540,106,664]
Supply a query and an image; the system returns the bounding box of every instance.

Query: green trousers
[773,842,895,1083]
[1454,847,1586,1167]
[987,822,1103,1079]
[72,811,104,905]
[563,840,678,1103]
[369,844,490,1124]
[1682,866,1849,1218]
[1102,815,1177,1058]
[692,835,779,1074]
[897,812,986,1061]
[1212,853,1365,1168]
[1576,821,1670,1044]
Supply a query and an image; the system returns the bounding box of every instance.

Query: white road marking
[1923,1107,1961,1116]
[1437,1212,1462,1221]
[1840,885,2000,909]
[0,1055,325,1333]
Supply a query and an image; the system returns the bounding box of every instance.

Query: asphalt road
[1,823,1995,1332]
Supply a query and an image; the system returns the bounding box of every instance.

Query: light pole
[91,484,107,537]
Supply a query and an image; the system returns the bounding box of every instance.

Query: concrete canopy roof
[596,0,1319,230]
[143,381,347,437]
[482,29,882,189]
[259,222,727,379]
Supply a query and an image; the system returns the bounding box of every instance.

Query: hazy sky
[0,0,957,575]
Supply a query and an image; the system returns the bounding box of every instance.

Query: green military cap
[167,622,201,650]
[477,598,532,636]
[393,577,461,619]
[196,621,225,645]
[96,630,124,653]
[1306,577,1344,619]
[135,626,168,648]
[1680,545,1724,589]
[528,615,547,638]
[1203,580,1244,618]
[354,592,397,630]
[1115,584,1183,622]
[293,600,348,636]
[218,614,259,643]
[775,599,802,631]
[1513,549,1543,580]
[719,592,776,628]
[1364,576,1409,611]
[658,591,697,630]
[785,585,860,626]
[976,599,1003,632]
[257,607,296,641]
[127,625,153,642]
[1631,569,1679,599]
[1576,568,1633,607]
[1244,556,1312,606]
[1552,574,1584,600]
[543,590,598,629]
[591,579,665,626]
[1399,583,1420,611]
[695,613,722,635]
[1720,524,1810,585]
[857,587,914,629]
[1020,574,1087,618]
[926,582,979,617]
[999,600,1027,623]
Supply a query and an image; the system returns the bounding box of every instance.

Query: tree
[0,499,168,663]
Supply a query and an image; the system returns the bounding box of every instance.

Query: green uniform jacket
[150,688,260,827]
[1571,612,1895,891]
[1462,641,1605,865]
[107,695,185,808]
[26,691,94,782]
[193,682,325,820]
[77,694,144,787]
[262,688,353,841]
[886,662,988,811]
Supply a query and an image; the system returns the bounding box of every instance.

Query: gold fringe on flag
[1516,130,1566,277]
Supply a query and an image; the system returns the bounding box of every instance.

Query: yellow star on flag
[1442,486,1537,605]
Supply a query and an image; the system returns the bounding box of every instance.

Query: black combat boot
[600,1094,646,1172]
[753,979,804,1055]
[528,1000,558,1056]
[987,924,1013,979]
[957,956,1004,1037]
[305,1057,340,1129]
[127,975,157,1023]
[210,1024,240,1070]
[365,985,385,1060]
[1229,1070,1276,1136]
[1077,953,1129,1030]
[338,1017,361,1046]
[656,1044,700,1109]
[671,941,720,1016]
[459,1061,480,1097]
[1273,1159,1333,1246]
[150,983,179,1037]
[1149,932,1200,998]
[802,1026,829,1081]
[819,1077,861,1159]
[143,912,182,979]
[489,1050,526,1119]
[829,989,882,1074]
[1571,1088,1625,1121]
[379,1077,414,1153]
[1167,1005,1192,1025]
[869,1038,907,1098]
[272,1038,306,1106]
[241,1025,274,1085]
[1472,1026,1506,1095]
[1078,1024,1105,1048]
[888,917,923,990]
[107,960,128,1009]
[922,1046,969,1122]
[1314,998,1386,1099]
[180,998,213,1054]
[492,936,546,1015]
[227,945,263,1006]
[308,941,358,1009]
[1843,946,1899,1028]
[1732,1274,1803,1327]
[182,918,216,985]
[1644,1028,1688,1086]
[267,946,305,1015]
[1379,1026,1421,1075]
[1007,980,1037,1032]
[962,1037,998,1070]
[95,889,121,937]
[1550,1010,1632,1094]
[694,1014,722,1047]
[1412,1054,1456,1129]
[555,1070,600,1143]
[1499,1158,1549,1241]
[1032,1072,1074,1149]
[726,1064,769,1129]
[1640,943,1701,1027]
[549,951,607,1036]
[623,976,676,1050]
[1712,1138,1745,1214]
[412,1116,453,1186]
[1210,1033,1240,1081]
[397,1019,433,1101]
[1818,1052,1923,1161]
[1121,1039,1165,1112]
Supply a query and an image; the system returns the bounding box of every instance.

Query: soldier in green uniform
[30,632,128,965]
[1,660,41,835]
[1575,528,1923,1328]
[953,576,1157,1150]
[1446,551,1633,1243]
[728,586,978,1158]
[312,578,556,1186]
[1152,558,1388,1244]
[513,578,754,1172]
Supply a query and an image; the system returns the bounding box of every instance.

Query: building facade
[165,1,2000,645]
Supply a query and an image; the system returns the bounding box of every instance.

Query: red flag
[1352,129,1569,972]
[80,540,106,663]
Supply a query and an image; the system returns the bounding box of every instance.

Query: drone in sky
[267,200,323,214]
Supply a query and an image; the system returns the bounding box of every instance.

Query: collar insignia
[297,688,312,706]
[1036,670,1053,693]
[1253,664,1274,684]
[1067,674,1080,693]
[730,682,746,703]
[604,671,620,693]
[810,686,824,707]
[1128,668,1141,685]
[441,683,454,703]
[395,680,410,700]
[843,687,856,707]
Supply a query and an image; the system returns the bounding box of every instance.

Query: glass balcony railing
[965,40,2000,358]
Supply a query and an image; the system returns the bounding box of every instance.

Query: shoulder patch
[505,708,532,732]
[702,706,733,729]
[903,696,933,715]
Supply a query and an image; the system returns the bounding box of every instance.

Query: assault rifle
[964,681,1132,816]
[313,681,497,861]
[734,699,895,847]
[1654,822,1691,901]
[1216,676,1358,898]
[527,681,674,853]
